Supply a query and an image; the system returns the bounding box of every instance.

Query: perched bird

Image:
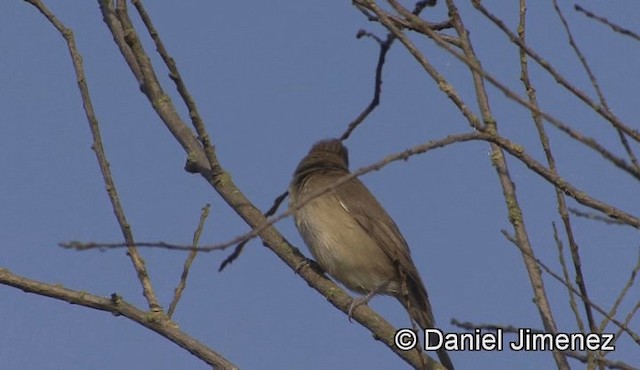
[289,138,453,370]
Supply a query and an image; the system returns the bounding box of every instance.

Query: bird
[289,138,454,370]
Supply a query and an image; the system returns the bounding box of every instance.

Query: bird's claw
[347,295,371,322]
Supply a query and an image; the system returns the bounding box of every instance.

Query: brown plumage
[290,138,453,370]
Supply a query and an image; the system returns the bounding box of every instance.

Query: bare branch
[342,1,439,141]
[553,223,587,335]
[472,1,640,144]
[569,208,629,226]
[574,4,640,42]
[168,204,211,318]
[553,0,640,174]
[64,132,482,254]
[27,0,161,311]
[0,268,238,369]
[500,231,640,342]
[451,320,635,370]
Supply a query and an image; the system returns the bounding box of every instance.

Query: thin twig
[553,0,640,175]
[604,249,640,343]
[341,31,393,141]
[472,1,640,144]
[29,0,161,312]
[64,132,483,253]
[616,301,640,350]
[342,0,437,141]
[359,0,640,185]
[500,230,640,342]
[64,130,640,253]
[475,1,640,180]
[529,0,598,341]
[569,208,629,226]
[355,0,484,131]
[219,191,288,271]
[553,223,586,334]
[445,0,567,366]
[574,5,640,42]
[168,204,211,318]
[101,1,210,173]
[130,0,219,175]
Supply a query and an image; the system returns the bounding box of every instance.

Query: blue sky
[1,1,638,369]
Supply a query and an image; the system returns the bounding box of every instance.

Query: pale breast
[294,189,399,295]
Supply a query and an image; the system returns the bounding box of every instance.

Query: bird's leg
[347,280,391,322]
[295,258,324,275]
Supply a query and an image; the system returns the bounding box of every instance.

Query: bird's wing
[334,176,431,300]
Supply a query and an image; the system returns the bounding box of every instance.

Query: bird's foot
[347,291,377,322]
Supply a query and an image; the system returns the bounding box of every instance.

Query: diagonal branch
[96,1,441,367]
[25,0,161,312]
[574,4,640,42]
[167,204,211,318]
[0,268,237,369]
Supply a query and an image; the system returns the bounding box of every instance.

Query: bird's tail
[398,284,454,370]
